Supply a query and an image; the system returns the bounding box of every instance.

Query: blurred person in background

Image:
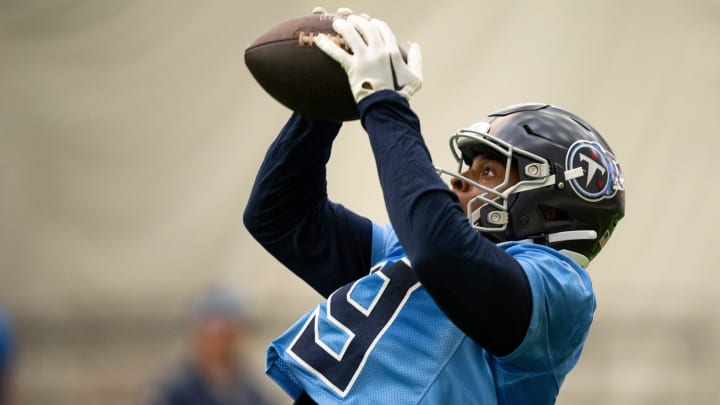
[145,287,270,405]
[0,310,16,405]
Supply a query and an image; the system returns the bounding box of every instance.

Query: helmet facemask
[436,122,598,265]
[436,123,559,238]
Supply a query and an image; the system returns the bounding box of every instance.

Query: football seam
[245,32,348,52]
[297,32,349,50]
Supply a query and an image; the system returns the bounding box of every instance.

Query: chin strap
[546,230,597,243]
[517,230,596,268]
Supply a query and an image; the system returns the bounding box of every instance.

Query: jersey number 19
[288,258,420,396]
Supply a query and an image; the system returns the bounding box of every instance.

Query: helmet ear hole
[537,205,568,222]
[537,205,557,221]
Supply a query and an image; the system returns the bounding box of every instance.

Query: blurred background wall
[1,0,719,403]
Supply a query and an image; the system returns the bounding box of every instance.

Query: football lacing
[298,32,349,51]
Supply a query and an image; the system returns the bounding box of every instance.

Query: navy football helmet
[436,103,625,266]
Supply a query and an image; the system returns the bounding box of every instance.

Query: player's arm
[316,16,531,356]
[243,114,373,297]
[362,92,531,356]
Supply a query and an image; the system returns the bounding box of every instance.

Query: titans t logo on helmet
[566,140,623,202]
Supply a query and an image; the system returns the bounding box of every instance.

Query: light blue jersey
[266,224,595,404]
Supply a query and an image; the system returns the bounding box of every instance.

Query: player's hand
[315,15,423,102]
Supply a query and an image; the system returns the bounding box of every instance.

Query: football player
[244,8,624,404]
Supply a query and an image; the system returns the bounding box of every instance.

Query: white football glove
[315,15,423,103]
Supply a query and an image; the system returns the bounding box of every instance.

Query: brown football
[245,13,406,122]
[244,12,358,121]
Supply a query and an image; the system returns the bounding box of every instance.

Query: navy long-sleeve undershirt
[242,116,372,298]
[244,91,531,357]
